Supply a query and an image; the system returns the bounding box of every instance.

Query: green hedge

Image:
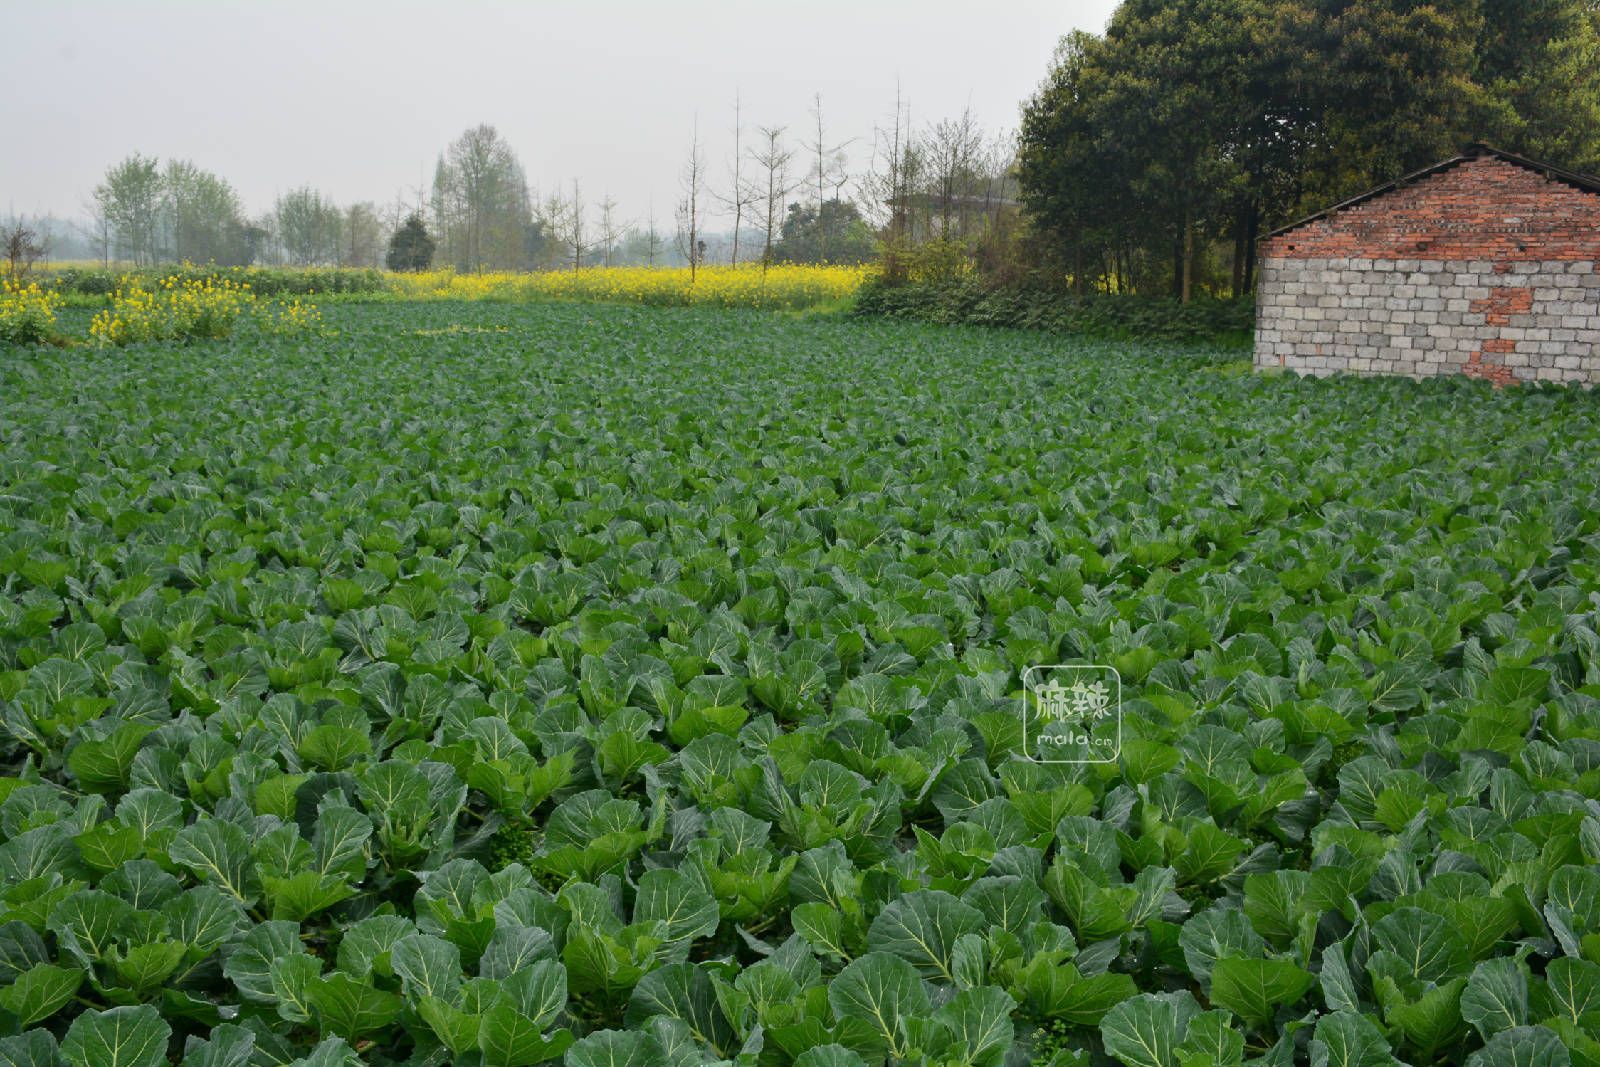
[852,277,1254,344]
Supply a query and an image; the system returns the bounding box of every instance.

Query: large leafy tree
[772,199,878,265]
[1018,32,1120,294]
[1019,0,1600,298]
[1297,0,1487,209]
[1473,0,1600,171]
[161,160,253,266]
[274,187,343,267]
[1086,0,1260,302]
[93,154,164,267]
[431,124,534,272]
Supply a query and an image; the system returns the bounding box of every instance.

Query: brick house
[1254,145,1600,385]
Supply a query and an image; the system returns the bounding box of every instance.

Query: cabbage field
[2,302,1600,1067]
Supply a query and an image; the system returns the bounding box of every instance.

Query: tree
[342,202,385,268]
[251,212,283,266]
[772,199,877,265]
[386,212,436,271]
[161,161,251,265]
[535,183,589,270]
[1300,0,1486,209]
[677,118,706,280]
[1016,0,1600,299]
[624,202,666,266]
[95,154,163,266]
[863,86,920,246]
[714,94,759,264]
[1089,0,1264,302]
[807,95,853,262]
[275,187,341,266]
[2,220,48,281]
[523,215,557,270]
[77,195,112,268]
[646,204,665,266]
[750,125,798,274]
[432,124,533,271]
[1473,0,1600,171]
[620,217,669,266]
[161,159,197,263]
[925,107,984,239]
[596,195,626,267]
[547,180,595,271]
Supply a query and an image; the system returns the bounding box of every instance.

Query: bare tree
[979,131,1016,235]
[750,125,798,275]
[541,182,594,271]
[536,186,569,268]
[808,95,853,261]
[596,195,626,268]
[567,180,590,270]
[676,117,706,281]
[926,107,983,238]
[713,93,758,265]
[864,85,919,244]
[643,202,662,267]
[2,221,48,282]
[342,202,385,268]
[77,195,112,268]
[252,211,282,266]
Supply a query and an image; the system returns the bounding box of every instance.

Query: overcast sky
[2,0,1120,228]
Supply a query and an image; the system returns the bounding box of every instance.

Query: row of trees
[1018,0,1600,300]
[427,115,882,276]
[86,154,400,270]
[89,156,255,267]
[425,126,660,272]
[75,87,1020,274]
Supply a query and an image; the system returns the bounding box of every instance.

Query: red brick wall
[1261,157,1600,261]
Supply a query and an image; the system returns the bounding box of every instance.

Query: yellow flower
[383,264,871,310]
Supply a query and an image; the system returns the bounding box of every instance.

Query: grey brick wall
[1254,257,1600,385]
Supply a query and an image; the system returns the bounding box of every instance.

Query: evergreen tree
[386,213,436,272]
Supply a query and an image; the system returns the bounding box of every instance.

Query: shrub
[880,238,972,286]
[853,276,1253,343]
[0,280,64,345]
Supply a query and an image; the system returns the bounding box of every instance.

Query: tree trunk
[1172,234,1184,300]
[1181,205,1194,304]
[1231,210,1246,297]
[1244,200,1260,294]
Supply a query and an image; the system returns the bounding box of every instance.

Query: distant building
[885,191,1020,244]
[1255,145,1600,385]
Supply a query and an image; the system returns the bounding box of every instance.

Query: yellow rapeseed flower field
[385,264,871,310]
[15,264,867,347]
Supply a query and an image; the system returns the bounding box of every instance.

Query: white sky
[1,0,1120,228]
